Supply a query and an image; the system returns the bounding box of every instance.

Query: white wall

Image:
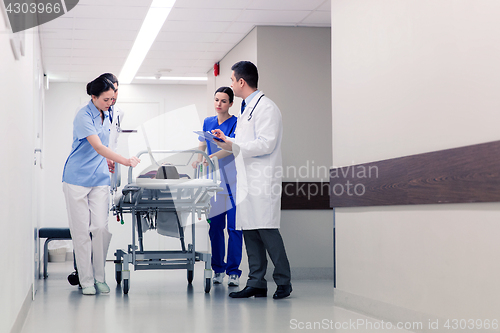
[208,27,258,111]
[332,0,500,323]
[212,26,334,278]
[258,26,333,277]
[0,15,44,333]
[257,26,332,180]
[43,83,209,258]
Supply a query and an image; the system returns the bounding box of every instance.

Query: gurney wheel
[123,279,129,294]
[187,270,193,284]
[114,259,122,285]
[204,278,211,293]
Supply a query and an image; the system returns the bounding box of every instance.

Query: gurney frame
[112,150,221,294]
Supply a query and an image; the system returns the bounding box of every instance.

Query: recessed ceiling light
[119,0,176,84]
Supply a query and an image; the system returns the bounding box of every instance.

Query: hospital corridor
[3,0,500,332]
[21,261,410,333]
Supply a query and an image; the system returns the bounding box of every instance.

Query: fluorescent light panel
[119,0,176,84]
[136,76,208,81]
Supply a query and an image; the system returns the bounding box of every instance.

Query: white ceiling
[39,0,331,84]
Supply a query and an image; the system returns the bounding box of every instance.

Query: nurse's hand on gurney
[87,134,141,168]
[126,156,141,167]
[107,159,115,173]
[107,156,140,168]
[192,140,210,169]
[191,159,209,169]
[211,129,233,151]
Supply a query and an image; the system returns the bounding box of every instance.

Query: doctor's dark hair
[215,86,234,103]
[86,76,117,97]
[231,61,258,89]
[98,73,119,87]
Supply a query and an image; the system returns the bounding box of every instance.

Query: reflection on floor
[21,261,412,333]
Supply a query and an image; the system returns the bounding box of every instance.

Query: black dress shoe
[273,284,292,299]
[229,286,267,298]
[67,271,80,286]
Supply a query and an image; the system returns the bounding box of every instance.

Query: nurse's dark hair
[98,73,119,87]
[231,61,258,89]
[86,75,117,97]
[214,86,234,103]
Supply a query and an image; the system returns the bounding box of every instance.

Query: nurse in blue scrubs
[62,76,140,295]
[193,86,242,286]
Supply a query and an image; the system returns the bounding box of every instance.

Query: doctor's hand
[211,129,233,151]
[107,159,115,173]
[212,129,226,141]
[127,157,141,168]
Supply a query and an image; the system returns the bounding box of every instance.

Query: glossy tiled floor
[21,261,412,333]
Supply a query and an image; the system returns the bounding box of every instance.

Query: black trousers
[243,229,291,289]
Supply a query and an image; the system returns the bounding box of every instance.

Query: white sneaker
[95,281,110,293]
[213,273,224,284]
[228,275,239,286]
[82,286,96,295]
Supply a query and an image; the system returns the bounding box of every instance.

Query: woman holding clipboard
[192,86,242,287]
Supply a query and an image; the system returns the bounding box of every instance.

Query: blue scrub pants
[208,193,242,276]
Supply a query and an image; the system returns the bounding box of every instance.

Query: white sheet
[135,178,219,190]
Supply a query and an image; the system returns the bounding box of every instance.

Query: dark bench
[38,228,72,278]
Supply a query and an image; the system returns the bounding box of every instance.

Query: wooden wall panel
[281,182,331,210]
[330,158,409,207]
[330,140,500,208]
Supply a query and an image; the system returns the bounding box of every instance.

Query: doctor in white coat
[213,61,292,299]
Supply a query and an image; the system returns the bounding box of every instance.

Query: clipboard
[193,130,224,142]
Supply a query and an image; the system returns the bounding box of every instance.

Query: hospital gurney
[112,150,222,294]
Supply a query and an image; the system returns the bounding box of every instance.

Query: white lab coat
[231,91,283,230]
[108,104,124,153]
[108,105,124,191]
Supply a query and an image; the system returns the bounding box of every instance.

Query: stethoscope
[246,94,265,121]
[109,109,121,132]
[115,115,121,132]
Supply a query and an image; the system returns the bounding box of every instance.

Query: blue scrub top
[200,115,237,195]
[62,100,111,187]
